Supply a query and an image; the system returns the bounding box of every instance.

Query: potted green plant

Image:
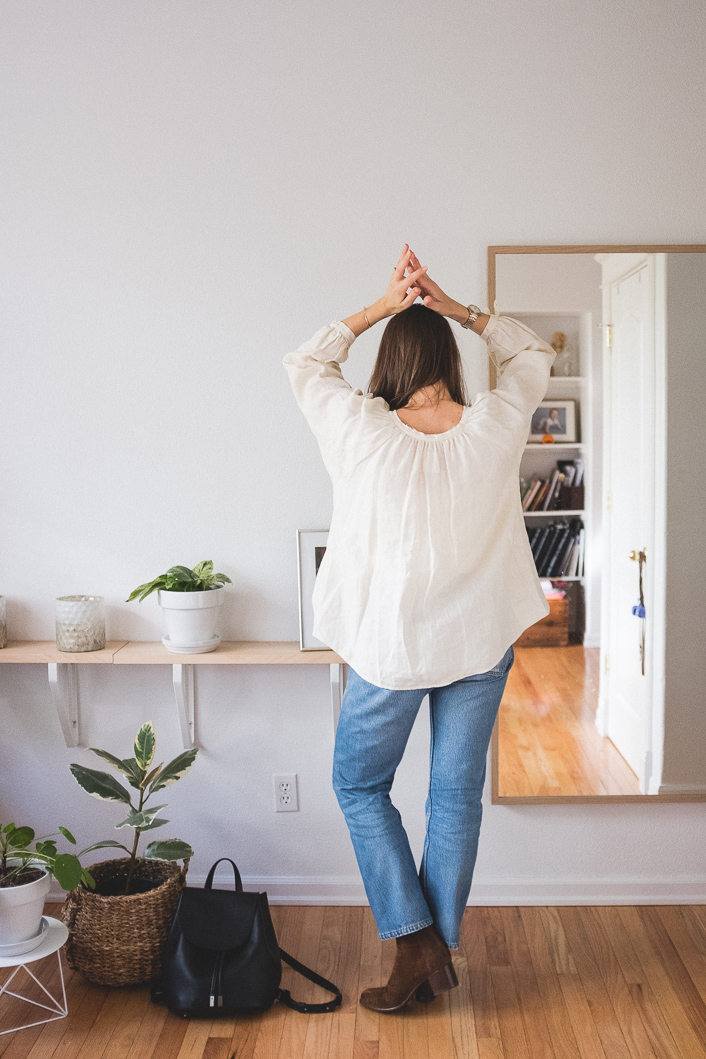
[126,559,231,654]
[61,722,198,986]
[0,823,91,956]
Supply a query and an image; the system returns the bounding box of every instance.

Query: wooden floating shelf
[523,510,584,517]
[0,641,347,750]
[0,640,129,664]
[113,640,345,665]
[524,442,584,450]
[0,640,344,665]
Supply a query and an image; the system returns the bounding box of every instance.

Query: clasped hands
[380,243,458,318]
[342,244,484,338]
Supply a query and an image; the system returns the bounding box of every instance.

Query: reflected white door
[604,257,655,788]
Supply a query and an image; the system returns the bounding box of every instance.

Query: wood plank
[556,972,607,1059]
[175,1018,214,1059]
[577,908,657,1059]
[202,1041,233,1059]
[354,908,382,1047]
[518,908,580,1059]
[123,999,168,1059]
[655,906,706,1004]
[461,908,501,1042]
[145,1010,188,1059]
[489,966,531,1059]
[447,954,480,1059]
[498,907,554,1059]
[557,907,631,1059]
[593,908,682,1059]
[477,1042,505,1059]
[0,641,128,663]
[112,642,344,666]
[637,907,706,1043]
[301,907,352,1059]
[275,904,322,1059]
[617,907,706,1059]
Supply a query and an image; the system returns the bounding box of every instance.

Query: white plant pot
[158,586,224,652]
[0,863,51,955]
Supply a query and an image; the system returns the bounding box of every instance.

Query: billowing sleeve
[282,321,358,446]
[481,314,557,420]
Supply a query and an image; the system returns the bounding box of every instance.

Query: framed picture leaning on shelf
[529,399,577,443]
[296,528,330,649]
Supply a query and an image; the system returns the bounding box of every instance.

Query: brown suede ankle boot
[359,924,459,1013]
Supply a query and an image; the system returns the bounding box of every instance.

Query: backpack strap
[204,858,243,892]
[277,947,343,1013]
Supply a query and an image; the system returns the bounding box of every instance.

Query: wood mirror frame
[487,244,706,804]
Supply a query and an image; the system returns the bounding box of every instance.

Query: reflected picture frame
[296,529,330,650]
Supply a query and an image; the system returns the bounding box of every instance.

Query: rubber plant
[69,722,198,895]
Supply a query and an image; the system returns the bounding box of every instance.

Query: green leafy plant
[126,560,231,603]
[0,823,94,892]
[69,722,198,895]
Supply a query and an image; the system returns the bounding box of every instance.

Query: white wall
[2,0,705,902]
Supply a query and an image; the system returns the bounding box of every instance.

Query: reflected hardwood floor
[3,902,706,1058]
[499,645,641,796]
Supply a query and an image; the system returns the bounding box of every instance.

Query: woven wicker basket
[61,856,188,986]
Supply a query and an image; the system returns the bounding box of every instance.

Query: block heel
[415,961,458,1003]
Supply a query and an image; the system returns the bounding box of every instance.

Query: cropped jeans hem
[378,916,434,941]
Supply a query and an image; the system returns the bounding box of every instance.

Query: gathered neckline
[390,404,470,440]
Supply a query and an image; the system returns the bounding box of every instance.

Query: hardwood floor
[499,646,641,797]
[2,902,706,1057]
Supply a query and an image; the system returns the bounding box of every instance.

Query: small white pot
[158,586,224,652]
[0,863,51,954]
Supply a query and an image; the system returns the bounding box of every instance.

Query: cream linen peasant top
[283,313,557,691]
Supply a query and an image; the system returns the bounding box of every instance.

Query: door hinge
[604,654,610,674]
[606,324,612,348]
[606,491,612,513]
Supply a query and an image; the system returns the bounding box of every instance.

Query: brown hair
[366,303,470,411]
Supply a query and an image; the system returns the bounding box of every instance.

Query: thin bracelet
[363,307,372,329]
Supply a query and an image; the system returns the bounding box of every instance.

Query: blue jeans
[332,644,514,950]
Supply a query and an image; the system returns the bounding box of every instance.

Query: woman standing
[283,245,556,1013]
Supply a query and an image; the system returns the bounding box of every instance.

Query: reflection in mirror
[491,249,706,800]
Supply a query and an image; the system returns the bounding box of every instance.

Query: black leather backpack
[151,858,342,1018]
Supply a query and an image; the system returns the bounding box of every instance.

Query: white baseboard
[48,873,706,905]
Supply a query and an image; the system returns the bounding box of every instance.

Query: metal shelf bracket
[47,663,82,747]
[330,663,347,736]
[172,664,196,749]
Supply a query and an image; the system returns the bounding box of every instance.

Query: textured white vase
[0,864,51,954]
[158,586,224,651]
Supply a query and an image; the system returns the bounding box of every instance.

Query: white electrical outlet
[273,773,299,812]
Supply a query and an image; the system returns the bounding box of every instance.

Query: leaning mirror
[487,245,706,803]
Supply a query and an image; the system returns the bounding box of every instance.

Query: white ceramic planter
[0,863,51,955]
[158,586,224,653]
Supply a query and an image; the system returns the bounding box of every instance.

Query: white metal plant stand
[0,918,69,1035]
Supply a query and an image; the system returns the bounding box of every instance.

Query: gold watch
[460,305,483,329]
